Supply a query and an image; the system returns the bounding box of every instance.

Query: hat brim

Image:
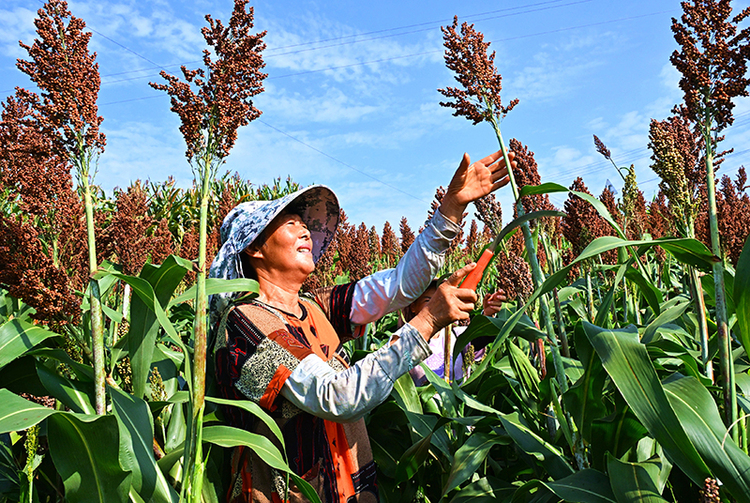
[221,185,339,264]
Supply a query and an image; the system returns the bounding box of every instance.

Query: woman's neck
[256,276,303,317]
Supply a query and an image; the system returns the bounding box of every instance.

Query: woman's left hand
[482,289,507,317]
[440,150,515,223]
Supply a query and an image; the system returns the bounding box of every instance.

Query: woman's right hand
[409,263,479,341]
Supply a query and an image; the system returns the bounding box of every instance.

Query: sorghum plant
[150,0,266,498]
[439,16,579,466]
[381,221,401,267]
[16,0,107,414]
[671,0,750,432]
[399,216,415,254]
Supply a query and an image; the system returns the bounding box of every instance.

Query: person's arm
[280,323,430,422]
[349,209,460,325]
[283,266,478,422]
[348,149,514,325]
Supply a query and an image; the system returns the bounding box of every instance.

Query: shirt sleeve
[280,323,432,422]
[349,209,461,325]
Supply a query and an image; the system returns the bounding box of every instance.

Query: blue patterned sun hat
[208,185,339,331]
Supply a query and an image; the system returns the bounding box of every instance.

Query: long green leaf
[564,325,608,440]
[642,297,690,343]
[498,412,574,479]
[663,375,750,501]
[391,372,422,414]
[583,322,712,486]
[47,413,132,503]
[201,425,321,503]
[607,454,668,502]
[37,363,95,415]
[442,433,506,496]
[168,278,259,307]
[116,256,188,400]
[114,271,190,396]
[0,319,58,370]
[110,387,178,503]
[395,432,433,483]
[510,469,617,503]
[0,389,57,433]
[205,396,285,449]
[449,476,515,503]
[734,235,750,358]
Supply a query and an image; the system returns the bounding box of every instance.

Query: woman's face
[248,212,315,281]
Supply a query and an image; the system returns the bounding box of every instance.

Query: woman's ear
[245,246,264,260]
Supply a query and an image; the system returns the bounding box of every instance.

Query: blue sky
[3,0,750,232]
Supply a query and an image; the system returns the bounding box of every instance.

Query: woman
[209,150,515,502]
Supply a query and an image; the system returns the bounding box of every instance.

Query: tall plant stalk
[489,122,568,394]
[14,0,108,414]
[670,0,750,438]
[78,159,106,415]
[702,127,736,437]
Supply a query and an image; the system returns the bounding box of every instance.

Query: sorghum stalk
[185,135,216,502]
[488,117,567,392]
[78,153,105,415]
[702,117,736,438]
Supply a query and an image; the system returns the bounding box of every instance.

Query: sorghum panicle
[399,217,415,255]
[439,16,518,125]
[149,0,266,161]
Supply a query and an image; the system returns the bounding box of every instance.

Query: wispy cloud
[0,6,38,58]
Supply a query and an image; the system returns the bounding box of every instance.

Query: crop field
[1,0,750,502]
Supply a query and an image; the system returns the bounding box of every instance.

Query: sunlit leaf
[47,413,132,503]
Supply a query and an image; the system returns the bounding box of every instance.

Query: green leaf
[422,364,459,417]
[201,425,321,503]
[110,387,178,503]
[734,235,750,359]
[118,256,188,400]
[564,325,608,440]
[607,454,668,502]
[642,297,690,344]
[624,266,663,317]
[394,432,432,483]
[37,363,95,415]
[205,396,285,449]
[114,270,189,398]
[0,389,57,433]
[518,182,568,198]
[0,319,58,370]
[466,236,714,385]
[510,469,617,503]
[47,413,132,503]
[390,372,422,414]
[583,322,712,486]
[490,210,566,250]
[663,375,750,501]
[168,278,259,308]
[498,412,574,479]
[547,468,617,503]
[590,395,648,471]
[449,476,515,503]
[442,433,506,496]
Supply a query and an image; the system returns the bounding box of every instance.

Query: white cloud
[0,7,39,58]
[261,85,382,124]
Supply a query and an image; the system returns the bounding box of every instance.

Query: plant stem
[80,161,106,416]
[186,148,213,502]
[488,120,567,393]
[689,266,713,381]
[702,121,736,440]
